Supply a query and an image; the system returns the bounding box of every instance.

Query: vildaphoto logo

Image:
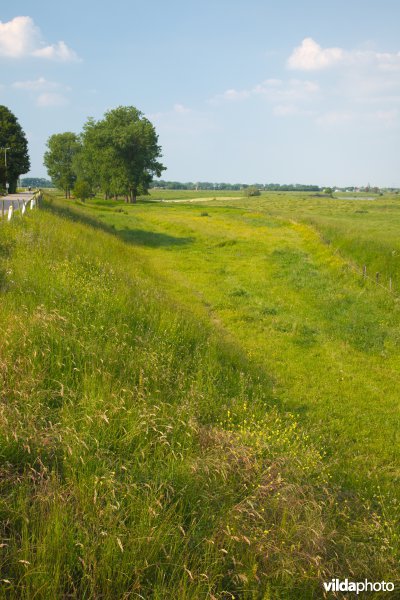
[323,578,395,594]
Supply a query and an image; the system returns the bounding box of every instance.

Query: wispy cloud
[173,103,192,114]
[0,16,79,61]
[12,76,66,91]
[36,92,68,107]
[315,109,399,129]
[209,78,319,117]
[12,77,71,107]
[147,103,215,136]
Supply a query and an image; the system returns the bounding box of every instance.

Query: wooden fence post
[363,265,367,278]
[376,272,380,284]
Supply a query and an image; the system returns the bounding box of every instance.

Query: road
[1,191,35,217]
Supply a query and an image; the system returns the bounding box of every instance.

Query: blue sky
[1,1,400,186]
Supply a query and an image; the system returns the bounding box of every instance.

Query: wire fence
[345,259,396,297]
[296,219,398,298]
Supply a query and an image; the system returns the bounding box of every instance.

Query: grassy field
[0,190,399,598]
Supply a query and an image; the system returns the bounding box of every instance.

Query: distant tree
[43,132,81,198]
[323,187,333,196]
[21,177,53,188]
[244,186,261,197]
[80,106,165,203]
[0,105,30,193]
[73,180,92,202]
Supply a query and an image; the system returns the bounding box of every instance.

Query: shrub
[244,186,261,197]
[73,180,92,202]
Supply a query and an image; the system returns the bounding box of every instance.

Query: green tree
[73,180,92,202]
[81,106,165,203]
[244,186,261,197]
[43,132,81,198]
[0,105,30,194]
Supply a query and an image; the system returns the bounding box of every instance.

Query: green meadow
[0,190,399,598]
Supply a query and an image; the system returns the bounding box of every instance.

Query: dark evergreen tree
[0,105,30,193]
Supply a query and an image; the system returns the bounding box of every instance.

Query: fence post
[389,277,392,292]
[363,265,367,278]
[376,272,380,284]
[7,204,13,221]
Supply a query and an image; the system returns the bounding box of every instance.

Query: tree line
[44,106,165,202]
[152,180,321,192]
[21,177,53,188]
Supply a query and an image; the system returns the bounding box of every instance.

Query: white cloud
[221,88,251,101]
[288,38,344,71]
[273,104,314,117]
[173,103,192,114]
[0,16,40,58]
[209,78,319,115]
[253,78,320,101]
[315,109,399,129]
[147,104,215,136]
[315,111,354,127]
[32,41,79,62]
[0,16,79,61]
[12,77,60,91]
[288,37,400,73]
[375,109,398,122]
[36,92,68,107]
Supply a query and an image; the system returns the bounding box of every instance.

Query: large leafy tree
[43,132,81,198]
[81,106,165,203]
[0,105,30,194]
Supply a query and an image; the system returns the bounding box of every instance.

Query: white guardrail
[1,190,42,221]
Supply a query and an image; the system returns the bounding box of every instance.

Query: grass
[196,191,400,291]
[0,191,399,598]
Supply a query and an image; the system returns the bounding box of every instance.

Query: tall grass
[0,200,398,598]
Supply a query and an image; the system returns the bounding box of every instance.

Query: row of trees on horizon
[28,176,389,195]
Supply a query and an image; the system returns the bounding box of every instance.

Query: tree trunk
[9,179,17,194]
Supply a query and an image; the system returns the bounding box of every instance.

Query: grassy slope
[199,192,400,291]
[79,195,400,494]
[0,195,398,598]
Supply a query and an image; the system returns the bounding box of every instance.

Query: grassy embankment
[0,191,398,598]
